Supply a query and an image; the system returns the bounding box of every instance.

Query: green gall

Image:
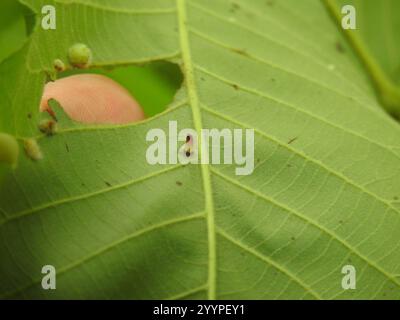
[68,43,92,68]
[38,119,58,136]
[24,138,43,161]
[0,133,19,167]
[53,59,66,72]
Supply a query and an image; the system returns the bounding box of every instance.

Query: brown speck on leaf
[176,181,183,186]
[39,119,57,136]
[105,181,112,187]
[232,48,249,57]
[232,84,239,90]
[336,41,345,53]
[288,137,298,144]
[27,113,32,119]
[65,143,70,153]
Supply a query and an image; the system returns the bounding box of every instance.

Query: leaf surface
[1,0,400,299]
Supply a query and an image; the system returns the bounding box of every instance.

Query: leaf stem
[322,0,400,120]
[177,0,217,300]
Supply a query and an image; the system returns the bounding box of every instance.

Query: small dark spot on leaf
[288,137,298,145]
[394,196,399,201]
[81,183,86,187]
[336,41,345,53]
[256,158,260,163]
[266,0,275,6]
[27,113,32,119]
[65,143,69,153]
[287,164,293,168]
[200,77,205,81]
[339,220,343,224]
[105,181,112,187]
[232,84,239,90]
[231,48,249,57]
[176,181,183,186]
[271,78,276,82]
[291,236,295,241]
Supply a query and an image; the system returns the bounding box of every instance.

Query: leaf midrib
[176,0,217,300]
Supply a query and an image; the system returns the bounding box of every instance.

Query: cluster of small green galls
[52,43,93,72]
[1,44,93,168]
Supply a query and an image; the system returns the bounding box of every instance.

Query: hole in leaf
[57,61,183,118]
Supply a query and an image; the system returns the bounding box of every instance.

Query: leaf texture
[0,0,400,299]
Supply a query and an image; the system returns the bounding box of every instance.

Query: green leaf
[1,0,400,300]
[0,0,28,63]
[325,0,400,118]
